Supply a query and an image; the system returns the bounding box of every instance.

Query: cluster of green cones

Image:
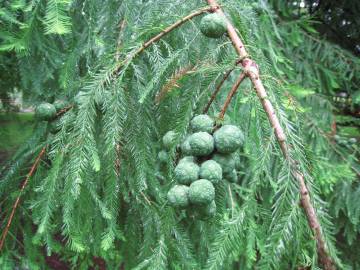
[160,114,244,220]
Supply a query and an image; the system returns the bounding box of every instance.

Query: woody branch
[205,0,336,269]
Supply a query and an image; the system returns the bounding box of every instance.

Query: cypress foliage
[0,0,359,269]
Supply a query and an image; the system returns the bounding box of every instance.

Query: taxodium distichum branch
[204,0,336,269]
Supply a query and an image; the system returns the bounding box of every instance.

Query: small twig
[218,72,246,119]
[203,67,234,113]
[203,59,242,114]
[134,6,218,57]
[115,19,127,62]
[111,6,218,79]
[115,144,121,177]
[155,65,196,103]
[56,105,73,117]
[140,191,152,205]
[0,146,46,252]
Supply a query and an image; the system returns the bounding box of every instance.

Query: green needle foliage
[0,0,359,269]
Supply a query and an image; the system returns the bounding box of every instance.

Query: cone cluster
[162,114,244,219]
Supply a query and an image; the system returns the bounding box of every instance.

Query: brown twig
[155,65,196,103]
[206,0,336,269]
[203,67,234,113]
[0,146,46,252]
[218,72,246,119]
[133,6,218,57]
[77,6,219,97]
[56,105,73,117]
[115,144,121,177]
[115,19,127,62]
[203,58,243,114]
[111,6,218,78]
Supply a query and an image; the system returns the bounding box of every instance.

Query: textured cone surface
[179,156,196,164]
[188,132,214,156]
[53,99,69,112]
[199,160,222,184]
[200,13,227,38]
[35,103,57,121]
[190,114,214,133]
[212,153,235,175]
[167,185,190,208]
[214,125,244,153]
[180,136,193,155]
[174,161,199,185]
[163,130,177,150]
[189,179,215,205]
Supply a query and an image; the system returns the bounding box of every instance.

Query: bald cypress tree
[0,0,359,269]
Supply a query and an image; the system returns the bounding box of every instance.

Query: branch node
[243,59,259,79]
[209,5,220,12]
[236,54,250,65]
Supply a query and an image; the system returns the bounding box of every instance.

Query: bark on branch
[56,105,73,117]
[203,59,242,114]
[205,0,336,269]
[218,72,246,119]
[0,146,46,252]
[203,67,234,114]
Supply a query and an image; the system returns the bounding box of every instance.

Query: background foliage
[0,0,359,269]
